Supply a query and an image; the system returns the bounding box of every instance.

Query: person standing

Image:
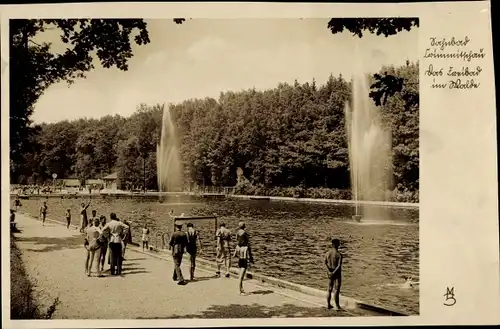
[101,213,129,276]
[89,210,98,227]
[65,208,72,229]
[98,215,109,273]
[186,223,203,281]
[14,196,22,211]
[215,223,232,278]
[122,219,132,260]
[40,201,48,226]
[142,223,150,251]
[79,199,91,233]
[234,221,254,294]
[324,238,343,310]
[169,223,188,285]
[84,217,103,277]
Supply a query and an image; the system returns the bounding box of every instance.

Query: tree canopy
[10,18,419,202]
[18,62,419,202]
[10,19,151,180]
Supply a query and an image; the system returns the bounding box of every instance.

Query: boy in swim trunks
[40,201,48,226]
[234,221,254,294]
[215,223,232,278]
[84,217,103,277]
[324,238,343,310]
[65,208,71,229]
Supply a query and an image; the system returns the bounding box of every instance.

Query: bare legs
[85,249,101,277]
[85,249,90,275]
[238,267,247,294]
[216,248,231,277]
[327,276,342,309]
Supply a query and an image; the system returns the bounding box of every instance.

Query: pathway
[11,214,372,319]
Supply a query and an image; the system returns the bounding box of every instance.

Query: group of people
[167,220,255,294]
[82,211,138,277]
[58,198,136,277]
[16,194,345,309]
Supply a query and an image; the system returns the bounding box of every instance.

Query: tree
[9,19,151,182]
[326,17,419,108]
[327,18,419,38]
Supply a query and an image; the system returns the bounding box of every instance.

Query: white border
[2,1,499,327]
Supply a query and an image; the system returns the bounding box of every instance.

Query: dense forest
[11,62,419,202]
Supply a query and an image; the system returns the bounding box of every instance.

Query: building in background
[102,173,119,191]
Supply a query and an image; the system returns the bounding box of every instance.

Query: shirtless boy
[324,238,343,310]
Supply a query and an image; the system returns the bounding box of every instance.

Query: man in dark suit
[169,223,188,285]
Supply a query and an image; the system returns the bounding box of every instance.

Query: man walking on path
[169,223,188,285]
[101,213,129,275]
[215,223,232,278]
[186,222,203,281]
[325,238,343,310]
[234,221,254,294]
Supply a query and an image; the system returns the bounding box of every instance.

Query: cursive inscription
[424,36,485,90]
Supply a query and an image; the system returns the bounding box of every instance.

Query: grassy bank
[10,231,59,319]
[234,185,419,203]
[10,231,42,319]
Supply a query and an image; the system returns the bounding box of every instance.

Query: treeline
[11,62,419,201]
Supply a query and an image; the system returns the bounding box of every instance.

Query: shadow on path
[188,275,219,283]
[18,234,84,253]
[138,303,350,319]
[248,290,274,295]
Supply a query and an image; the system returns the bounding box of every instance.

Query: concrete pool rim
[10,192,419,209]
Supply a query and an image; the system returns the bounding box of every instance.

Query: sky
[32,19,418,124]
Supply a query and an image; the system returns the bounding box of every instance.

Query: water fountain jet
[345,62,393,223]
[157,105,183,194]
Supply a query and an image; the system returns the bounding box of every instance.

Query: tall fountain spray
[157,106,182,193]
[345,61,393,222]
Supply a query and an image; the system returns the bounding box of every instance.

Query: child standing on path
[142,223,150,251]
[234,221,254,294]
[324,238,343,310]
[40,201,48,226]
[65,208,71,229]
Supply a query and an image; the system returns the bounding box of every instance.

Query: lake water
[17,195,419,315]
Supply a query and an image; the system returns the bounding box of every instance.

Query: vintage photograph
[7,17,419,319]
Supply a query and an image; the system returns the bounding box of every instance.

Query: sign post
[52,173,57,190]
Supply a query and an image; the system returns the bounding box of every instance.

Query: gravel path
[12,213,357,319]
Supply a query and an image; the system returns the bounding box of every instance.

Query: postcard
[1,1,498,327]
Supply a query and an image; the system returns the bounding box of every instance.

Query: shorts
[88,240,101,251]
[216,247,231,263]
[328,274,342,289]
[238,259,248,268]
